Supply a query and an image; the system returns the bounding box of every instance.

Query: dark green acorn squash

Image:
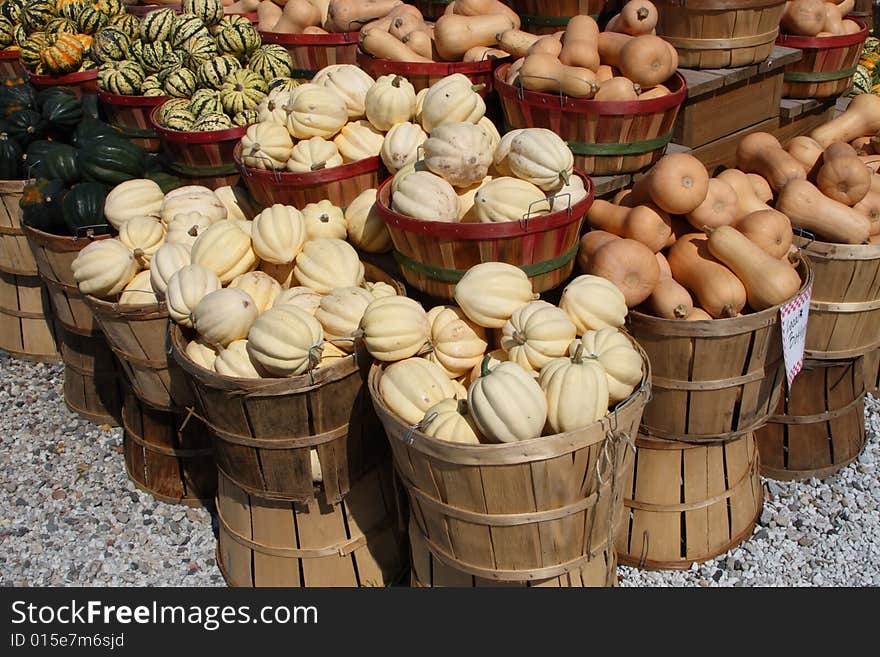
[146,170,185,194]
[38,87,84,130]
[6,109,49,146]
[19,178,67,235]
[70,119,122,148]
[0,83,37,120]
[30,143,79,186]
[0,131,22,179]
[77,138,146,185]
[62,182,111,236]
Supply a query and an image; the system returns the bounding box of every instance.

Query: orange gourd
[585,238,660,307]
[733,209,793,259]
[816,142,871,206]
[576,230,620,271]
[685,178,738,229]
[433,13,517,61]
[785,135,824,178]
[810,93,880,148]
[647,252,693,319]
[585,200,671,252]
[628,153,710,215]
[775,179,871,244]
[715,168,773,219]
[667,234,747,318]
[594,76,640,101]
[735,132,806,191]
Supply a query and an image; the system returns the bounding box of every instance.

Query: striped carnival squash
[193,111,233,131]
[20,178,67,234]
[30,142,80,185]
[78,137,146,185]
[140,7,176,43]
[183,35,218,71]
[233,108,258,126]
[197,55,241,89]
[247,45,293,81]
[79,59,99,72]
[163,68,198,98]
[0,17,14,48]
[171,13,210,49]
[220,68,267,115]
[214,18,259,58]
[44,18,79,36]
[268,77,300,95]
[183,0,224,26]
[22,0,55,33]
[140,74,164,96]
[108,12,138,38]
[854,66,873,95]
[98,60,145,95]
[155,98,191,124]
[189,88,223,116]
[6,109,48,146]
[74,33,93,57]
[163,107,196,131]
[62,182,112,236]
[210,14,250,37]
[92,0,126,16]
[137,41,175,74]
[37,87,83,129]
[58,1,85,21]
[41,33,85,75]
[156,54,185,83]
[1,0,24,23]
[20,33,52,72]
[91,26,131,63]
[0,132,23,180]
[128,38,142,63]
[13,24,27,47]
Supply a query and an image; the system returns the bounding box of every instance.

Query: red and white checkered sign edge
[780,283,813,388]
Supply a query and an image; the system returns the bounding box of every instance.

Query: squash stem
[571,342,584,363]
[480,353,492,378]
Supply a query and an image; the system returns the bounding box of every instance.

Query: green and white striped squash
[77,7,110,35]
[140,74,163,95]
[19,33,51,72]
[59,1,84,22]
[220,69,268,115]
[854,65,873,95]
[190,88,223,116]
[95,0,126,16]
[193,111,233,132]
[0,17,15,48]
[233,109,259,127]
[182,0,224,27]
[210,14,251,37]
[157,58,184,84]
[1,0,24,24]
[163,108,197,131]
[267,77,300,95]
[140,7,176,43]
[98,60,145,95]
[215,20,260,59]
[138,41,176,74]
[41,33,85,75]
[13,23,27,47]
[247,44,293,82]
[156,98,191,123]
[92,27,131,63]
[163,67,198,98]
[171,13,210,50]
[183,34,218,71]
[22,0,55,33]
[45,18,79,36]
[108,12,139,38]
[197,55,242,89]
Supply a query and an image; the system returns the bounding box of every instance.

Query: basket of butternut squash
[776,0,868,98]
[578,151,812,442]
[493,2,687,176]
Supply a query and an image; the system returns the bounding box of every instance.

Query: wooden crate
[617,432,762,570]
[673,47,799,148]
[757,358,866,481]
[0,271,59,363]
[216,466,406,587]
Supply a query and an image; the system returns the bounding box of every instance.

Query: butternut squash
[618,35,677,88]
[576,230,620,272]
[733,209,793,259]
[853,189,880,235]
[597,31,631,66]
[527,34,564,58]
[706,225,801,310]
[596,65,615,83]
[816,142,872,206]
[638,84,670,100]
[775,179,871,244]
[519,54,599,98]
[685,307,713,321]
[747,174,774,204]
[586,200,671,252]
[274,0,322,34]
[822,2,845,35]
[584,238,660,307]
[647,252,693,319]
[452,0,521,28]
[871,173,880,196]
[496,29,540,58]
[735,132,806,191]
[594,76,640,101]
[628,153,710,215]
[360,28,434,62]
[302,26,330,34]
[850,136,875,155]
[325,0,403,33]
[841,19,863,34]
[667,234,747,319]
[463,45,508,62]
[685,178,738,230]
[257,0,283,32]
[559,15,600,71]
[785,135,824,178]
[810,93,880,148]
[610,1,659,36]
[715,168,773,219]
[387,5,428,39]
[780,0,826,36]
[403,30,434,60]
[433,13,516,61]
[612,189,631,205]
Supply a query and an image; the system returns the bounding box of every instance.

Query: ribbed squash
[468,357,547,443]
[193,287,260,347]
[166,264,222,327]
[72,238,138,299]
[150,242,192,297]
[190,221,258,284]
[229,271,282,313]
[251,203,306,265]
[246,305,324,377]
[294,238,364,294]
[454,262,538,328]
[539,345,609,434]
[360,296,431,362]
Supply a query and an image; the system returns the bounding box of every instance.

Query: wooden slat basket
[628,258,812,444]
[0,48,23,79]
[495,65,687,176]
[654,0,787,69]
[26,69,98,99]
[356,51,507,94]
[0,271,59,363]
[617,432,762,570]
[369,338,650,585]
[0,179,37,276]
[57,325,124,426]
[97,91,165,152]
[258,31,359,81]
[123,392,216,506]
[864,348,879,396]
[150,106,245,189]
[374,169,593,301]
[235,144,383,210]
[505,0,604,35]
[776,20,869,98]
[756,357,866,481]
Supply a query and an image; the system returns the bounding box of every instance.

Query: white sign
[780,283,812,388]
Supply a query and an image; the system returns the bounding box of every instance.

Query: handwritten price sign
[780,283,812,388]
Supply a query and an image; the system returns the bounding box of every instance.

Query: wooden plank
[628,443,682,563]
[296,495,358,586]
[591,173,632,198]
[682,116,781,173]
[679,68,726,99]
[758,46,803,73]
[251,497,301,587]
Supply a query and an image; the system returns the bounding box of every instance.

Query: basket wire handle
[404,412,438,446]
[791,226,816,251]
[516,74,570,107]
[243,150,285,183]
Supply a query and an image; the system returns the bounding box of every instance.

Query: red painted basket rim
[356,49,508,76]
[375,169,594,239]
[776,17,868,48]
[149,105,247,143]
[258,30,359,46]
[495,64,687,115]
[27,69,98,84]
[233,142,380,185]
[98,90,167,107]
[0,48,17,61]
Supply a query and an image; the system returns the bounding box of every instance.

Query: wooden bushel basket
[85,296,194,412]
[216,464,405,587]
[150,106,246,189]
[26,69,98,99]
[628,258,812,444]
[57,326,124,426]
[0,179,37,277]
[97,91,165,152]
[864,348,879,396]
[654,0,787,69]
[617,432,762,570]
[369,340,650,584]
[0,271,59,363]
[495,65,687,176]
[795,236,880,360]
[374,170,593,301]
[356,51,508,94]
[0,48,23,79]
[409,519,618,587]
[851,0,872,16]
[234,144,383,210]
[756,358,866,481]
[258,31,359,81]
[506,0,604,35]
[776,20,868,98]
[123,392,216,506]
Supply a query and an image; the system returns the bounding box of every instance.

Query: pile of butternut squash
[499,1,677,100]
[580,152,804,320]
[780,0,862,37]
[256,0,410,35]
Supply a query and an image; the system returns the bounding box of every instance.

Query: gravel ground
[1,351,878,587]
